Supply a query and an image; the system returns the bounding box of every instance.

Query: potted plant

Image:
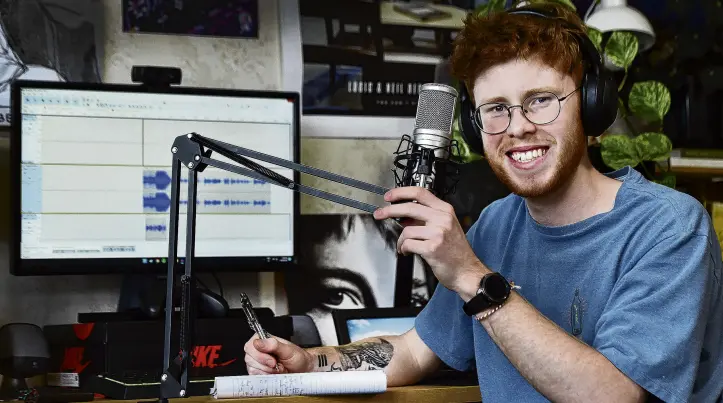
[586,31,675,187]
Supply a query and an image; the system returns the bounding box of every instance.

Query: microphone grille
[414,83,458,134]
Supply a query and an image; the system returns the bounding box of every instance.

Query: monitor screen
[346,316,416,343]
[10,80,299,275]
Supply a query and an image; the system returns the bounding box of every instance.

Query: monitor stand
[77,274,230,323]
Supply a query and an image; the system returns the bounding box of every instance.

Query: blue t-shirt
[415,167,723,403]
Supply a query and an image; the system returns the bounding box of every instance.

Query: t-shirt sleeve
[592,229,721,403]
[415,283,475,371]
[414,219,483,372]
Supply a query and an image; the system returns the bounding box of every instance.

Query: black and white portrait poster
[299,0,476,118]
[284,214,436,346]
[0,0,103,126]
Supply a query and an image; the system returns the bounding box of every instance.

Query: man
[245,3,723,402]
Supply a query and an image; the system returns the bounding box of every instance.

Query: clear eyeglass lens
[476,92,562,134]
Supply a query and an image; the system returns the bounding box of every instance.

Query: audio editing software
[19,87,296,263]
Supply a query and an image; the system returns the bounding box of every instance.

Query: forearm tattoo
[317,353,328,368]
[334,338,394,371]
[313,338,394,372]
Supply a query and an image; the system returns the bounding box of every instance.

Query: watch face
[484,274,510,302]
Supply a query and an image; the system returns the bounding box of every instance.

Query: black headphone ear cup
[579,69,595,135]
[574,32,620,138]
[580,68,619,138]
[458,84,484,155]
[597,70,620,135]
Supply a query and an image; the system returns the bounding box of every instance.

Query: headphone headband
[506,7,603,72]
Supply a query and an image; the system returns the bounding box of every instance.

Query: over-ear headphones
[457,6,619,155]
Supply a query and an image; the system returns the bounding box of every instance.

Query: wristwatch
[462,272,512,316]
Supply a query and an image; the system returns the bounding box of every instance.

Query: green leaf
[451,118,483,163]
[628,81,671,122]
[600,134,640,169]
[633,132,673,161]
[475,0,507,16]
[604,31,638,69]
[586,26,603,53]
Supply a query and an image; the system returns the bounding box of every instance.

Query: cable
[195,276,210,291]
[584,0,600,22]
[211,271,224,297]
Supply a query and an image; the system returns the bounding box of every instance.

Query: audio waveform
[179,199,271,206]
[144,170,267,191]
[180,178,266,185]
[143,170,172,190]
[143,192,171,212]
[145,216,168,241]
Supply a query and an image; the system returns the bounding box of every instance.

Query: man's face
[472,58,586,198]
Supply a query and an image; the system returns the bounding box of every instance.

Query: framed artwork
[122,0,259,39]
[0,0,103,126]
[284,213,436,346]
[278,0,476,138]
[332,306,422,345]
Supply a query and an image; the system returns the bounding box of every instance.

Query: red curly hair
[450,2,588,99]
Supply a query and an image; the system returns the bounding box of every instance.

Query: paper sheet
[211,370,387,399]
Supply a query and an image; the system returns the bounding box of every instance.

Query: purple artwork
[123,0,258,39]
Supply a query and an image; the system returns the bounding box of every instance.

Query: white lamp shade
[585,3,655,52]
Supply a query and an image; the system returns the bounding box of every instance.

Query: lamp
[585,0,655,53]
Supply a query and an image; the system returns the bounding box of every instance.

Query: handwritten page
[211,371,387,399]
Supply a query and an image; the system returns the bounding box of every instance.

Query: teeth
[510,148,547,163]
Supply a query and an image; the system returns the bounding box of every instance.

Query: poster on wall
[298,0,476,118]
[284,214,435,346]
[0,0,103,126]
[122,0,259,39]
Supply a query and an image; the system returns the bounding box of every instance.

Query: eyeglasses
[473,87,581,135]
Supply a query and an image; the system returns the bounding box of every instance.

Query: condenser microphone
[392,83,459,199]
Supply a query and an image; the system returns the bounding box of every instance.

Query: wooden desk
[380,2,467,30]
[106,385,481,403]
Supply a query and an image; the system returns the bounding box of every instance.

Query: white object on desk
[211,370,387,399]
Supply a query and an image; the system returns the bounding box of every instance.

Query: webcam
[131,65,182,86]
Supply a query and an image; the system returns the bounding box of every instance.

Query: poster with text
[284,214,435,346]
[299,0,475,118]
[0,0,103,126]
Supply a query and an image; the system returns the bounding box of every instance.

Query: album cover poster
[0,0,103,126]
[122,0,259,39]
[284,213,436,346]
[299,0,476,118]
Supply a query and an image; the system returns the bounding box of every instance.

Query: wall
[0,0,272,326]
[0,0,401,328]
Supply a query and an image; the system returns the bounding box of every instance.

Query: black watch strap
[462,272,511,316]
[463,290,494,316]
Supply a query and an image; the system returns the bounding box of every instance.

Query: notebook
[211,370,387,399]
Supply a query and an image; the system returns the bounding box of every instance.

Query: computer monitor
[332,307,422,345]
[9,80,300,275]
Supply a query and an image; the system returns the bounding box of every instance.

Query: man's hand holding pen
[240,292,313,375]
[243,333,313,375]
